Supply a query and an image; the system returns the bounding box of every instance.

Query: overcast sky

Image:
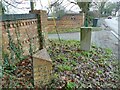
[3,0,120,14]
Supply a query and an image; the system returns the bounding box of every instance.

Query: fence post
[80,27,92,51]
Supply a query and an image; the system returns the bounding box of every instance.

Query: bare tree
[92,0,108,17]
[0,1,6,15]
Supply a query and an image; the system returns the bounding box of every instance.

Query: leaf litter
[46,39,119,89]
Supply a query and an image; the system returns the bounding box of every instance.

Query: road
[105,17,119,40]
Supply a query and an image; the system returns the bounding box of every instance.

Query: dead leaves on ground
[47,40,119,89]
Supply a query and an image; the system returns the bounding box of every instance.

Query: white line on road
[111,30,120,41]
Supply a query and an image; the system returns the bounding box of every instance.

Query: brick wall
[2,19,39,56]
[1,10,52,87]
[47,13,84,32]
[1,10,48,58]
[1,10,83,57]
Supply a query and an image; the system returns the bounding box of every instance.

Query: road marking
[111,30,120,41]
[103,21,119,41]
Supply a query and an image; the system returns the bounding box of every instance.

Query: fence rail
[0,14,37,21]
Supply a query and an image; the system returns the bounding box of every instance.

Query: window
[71,15,75,20]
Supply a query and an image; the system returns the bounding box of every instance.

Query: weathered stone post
[80,27,92,51]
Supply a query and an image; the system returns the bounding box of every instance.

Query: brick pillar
[30,10,48,49]
[40,10,48,48]
[80,27,92,51]
[30,10,52,87]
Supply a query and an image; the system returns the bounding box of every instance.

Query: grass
[57,64,72,71]
[48,27,102,34]
[48,28,80,34]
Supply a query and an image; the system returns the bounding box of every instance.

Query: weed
[105,48,112,55]
[57,65,72,71]
[71,60,77,66]
[65,82,76,90]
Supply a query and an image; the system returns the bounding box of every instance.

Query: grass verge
[48,27,102,34]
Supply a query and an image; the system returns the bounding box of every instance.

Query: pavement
[48,18,118,59]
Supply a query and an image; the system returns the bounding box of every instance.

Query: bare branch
[3,0,22,9]
[69,4,77,11]
[67,0,77,5]
[39,0,43,8]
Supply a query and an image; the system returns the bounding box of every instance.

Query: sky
[3,0,80,14]
[3,0,120,14]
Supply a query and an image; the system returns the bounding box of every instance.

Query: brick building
[47,13,84,32]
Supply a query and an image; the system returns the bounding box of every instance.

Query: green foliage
[115,2,120,14]
[97,70,103,74]
[57,64,72,71]
[104,4,113,15]
[99,2,107,15]
[104,2,120,16]
[105,48,112,55]
[48,28,80,34]
[2,21,34,88]
[77,2,91,13]
[77,2,91,26]
[71,60,77,66]
[65,82,76,90]
[3,52,10,67]
[0,1,5,15]
[81,51,90,57]
[51,1,66,18]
